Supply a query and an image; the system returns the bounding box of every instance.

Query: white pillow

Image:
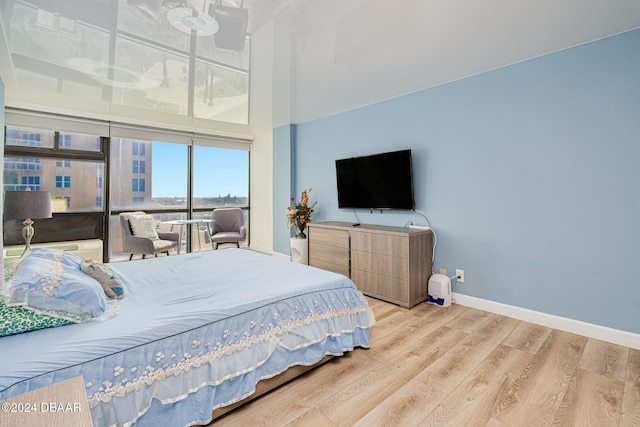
[129,215,159,240]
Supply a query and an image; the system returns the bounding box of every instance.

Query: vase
[290,237,308,265]
[294,219,307,239]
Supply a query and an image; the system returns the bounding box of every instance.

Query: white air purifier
[428,274,451,307]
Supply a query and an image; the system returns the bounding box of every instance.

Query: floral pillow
[28,247,84,269]
[80,260,124,299]
[129,214,159,240]
[2,255,108,320]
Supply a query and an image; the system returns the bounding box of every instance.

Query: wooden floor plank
[413,314,520,395]
[368,303,468,363]
[212,379,310,427]
[485,417,510,427]
[502,320,552,355]
[445,306,494,334]
[352,380,445,427]
[418,345,532,426]
[368,308,417,344]
[366,296,400,322]
[214,350,380,426]
[579,338,629,382]
[317,326,467,426]
[621,348,640,427]
[552,368,623,426]
[493,330,587,426]
[280,349,382,408]
[282,408,338,427]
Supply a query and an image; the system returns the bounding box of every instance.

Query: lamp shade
[3,191,53,220]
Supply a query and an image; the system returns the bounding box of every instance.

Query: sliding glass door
[109,138,250,261]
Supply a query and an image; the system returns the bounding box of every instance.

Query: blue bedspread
[0,249,373,426]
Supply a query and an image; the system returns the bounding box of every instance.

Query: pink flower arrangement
[287,188,317,238]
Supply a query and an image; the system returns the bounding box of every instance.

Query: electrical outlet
[456,269,464,283]
[439,268,446,275]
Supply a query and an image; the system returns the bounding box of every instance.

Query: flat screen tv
[335,149,415,210]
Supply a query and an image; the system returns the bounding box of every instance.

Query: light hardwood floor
[213,297,640,426]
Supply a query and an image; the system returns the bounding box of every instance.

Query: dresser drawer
[309,258,350,277]
[351,232,408,258]
[309,241,349,270]
[308,227,349,249]
[351,250,408,281]
[351,268,409,305]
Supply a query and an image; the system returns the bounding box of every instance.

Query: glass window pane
[5,126,54,148]
[113,37,190,116]
[108,212,185,262]
[193,61,248,124]
[193,209,248,249]
[59,133,101,152]
[192,146,248,209]
[3,157,104,212]
[110,138,187,210]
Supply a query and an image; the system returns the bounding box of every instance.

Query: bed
[0,248,374,426]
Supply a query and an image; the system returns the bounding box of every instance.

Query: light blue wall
[290,29,640,334]
[272,124,296,254]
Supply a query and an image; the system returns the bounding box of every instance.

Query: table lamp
[3,189,52,256]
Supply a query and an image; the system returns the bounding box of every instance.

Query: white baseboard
[452,292,640,350]
[248,244,273,255]
[271,251,291,261]
[249,245,291,261]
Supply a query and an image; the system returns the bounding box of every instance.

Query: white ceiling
[1,0,639,127]
[277,0,640,124]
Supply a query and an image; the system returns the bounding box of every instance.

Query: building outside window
[20,175,41,190]
[22,176,39,185]
[132,178,145,192]
[132,142,146,156]
[2,157,43,171]
[22,134,42,147]
[56,175,71,188]
[59,134,71,148]
[23,159,41,170]
[132,160,145,174]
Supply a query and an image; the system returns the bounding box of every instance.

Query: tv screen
[335,149,415,210]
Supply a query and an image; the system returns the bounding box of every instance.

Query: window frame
[5,109,253,261]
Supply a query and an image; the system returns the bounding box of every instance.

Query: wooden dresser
[308,221,432,307]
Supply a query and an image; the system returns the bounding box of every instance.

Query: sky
[151,143,248,198]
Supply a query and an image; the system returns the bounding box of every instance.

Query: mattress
[0,249,373,426]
